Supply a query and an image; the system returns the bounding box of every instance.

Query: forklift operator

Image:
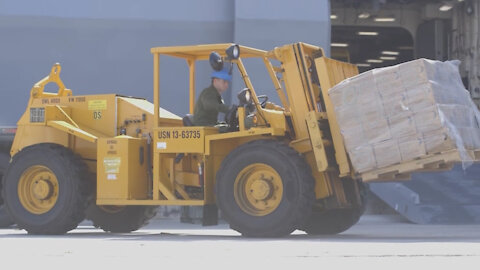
[193,67,232,126]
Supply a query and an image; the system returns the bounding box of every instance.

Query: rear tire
[216,140,315,237]
[0,152,14,228]
[2,144,92,234]
[86,204,157,233]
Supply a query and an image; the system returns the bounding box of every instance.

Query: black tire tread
[2,144,93,234]
[87,205,158,233]
[302,208,362,235]
[302,182,367,235]
[216,139,315,237]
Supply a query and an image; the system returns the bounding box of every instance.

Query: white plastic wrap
[329,58,480,173]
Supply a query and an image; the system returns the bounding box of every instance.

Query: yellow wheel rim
[234,163,283,216]
[18,165,59,214]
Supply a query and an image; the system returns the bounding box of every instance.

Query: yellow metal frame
[151,44,271,128]
[331,47,351,63]
[149,44,282,205]
[13,42,361,210]
[146,43,361,205]
[29,63,72,100]
[315,57,359,177]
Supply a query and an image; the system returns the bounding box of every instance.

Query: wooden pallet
[360,149,480,182]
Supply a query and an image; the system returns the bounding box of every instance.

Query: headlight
[209,51,223,71]
[226,44,240,60]
[245,91,250,103]
[237,88,251,105]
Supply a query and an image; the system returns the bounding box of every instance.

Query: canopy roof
[150,43,267,60]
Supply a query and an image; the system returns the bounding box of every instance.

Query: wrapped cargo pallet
[329,58,480,173]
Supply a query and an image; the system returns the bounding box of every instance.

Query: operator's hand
[224,104,239,132]
[226,104,238,118]
[245,103,256,113]
[226,104,238,119]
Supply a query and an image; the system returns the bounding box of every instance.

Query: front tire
[301,208,363,235]
[86,204,157,233]
[2,144,92,234]
[215,140,315,237]
[302,182,367,235]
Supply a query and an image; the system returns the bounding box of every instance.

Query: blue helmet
[211,67,232,82]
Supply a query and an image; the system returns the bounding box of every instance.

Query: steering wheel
[257,95,268,108]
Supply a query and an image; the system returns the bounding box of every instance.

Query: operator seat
[182,114,194,127]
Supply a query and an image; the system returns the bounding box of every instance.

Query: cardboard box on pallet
[349,145,376,173]
[328,84,354,107]
[381,91,409,118]
[398,59,435,88]
[388,111,417,138]
[413,107,442,133]
[363,118,391,144]
[335,105,360,127]
[422,128,457,154]
[329,58,480,173]
[405,83,437,112]
[342,123,365,150]
[398,135,427,161]
[373,140,402,168]
[360,102,386,124]
[341,118,391,149]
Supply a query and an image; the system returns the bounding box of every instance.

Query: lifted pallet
[360,149,480,182]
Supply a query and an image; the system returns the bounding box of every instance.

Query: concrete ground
[0,215,479,269]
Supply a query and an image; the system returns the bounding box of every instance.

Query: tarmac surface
[0,214,479,269]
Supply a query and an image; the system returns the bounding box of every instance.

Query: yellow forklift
[2,43,365,237]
